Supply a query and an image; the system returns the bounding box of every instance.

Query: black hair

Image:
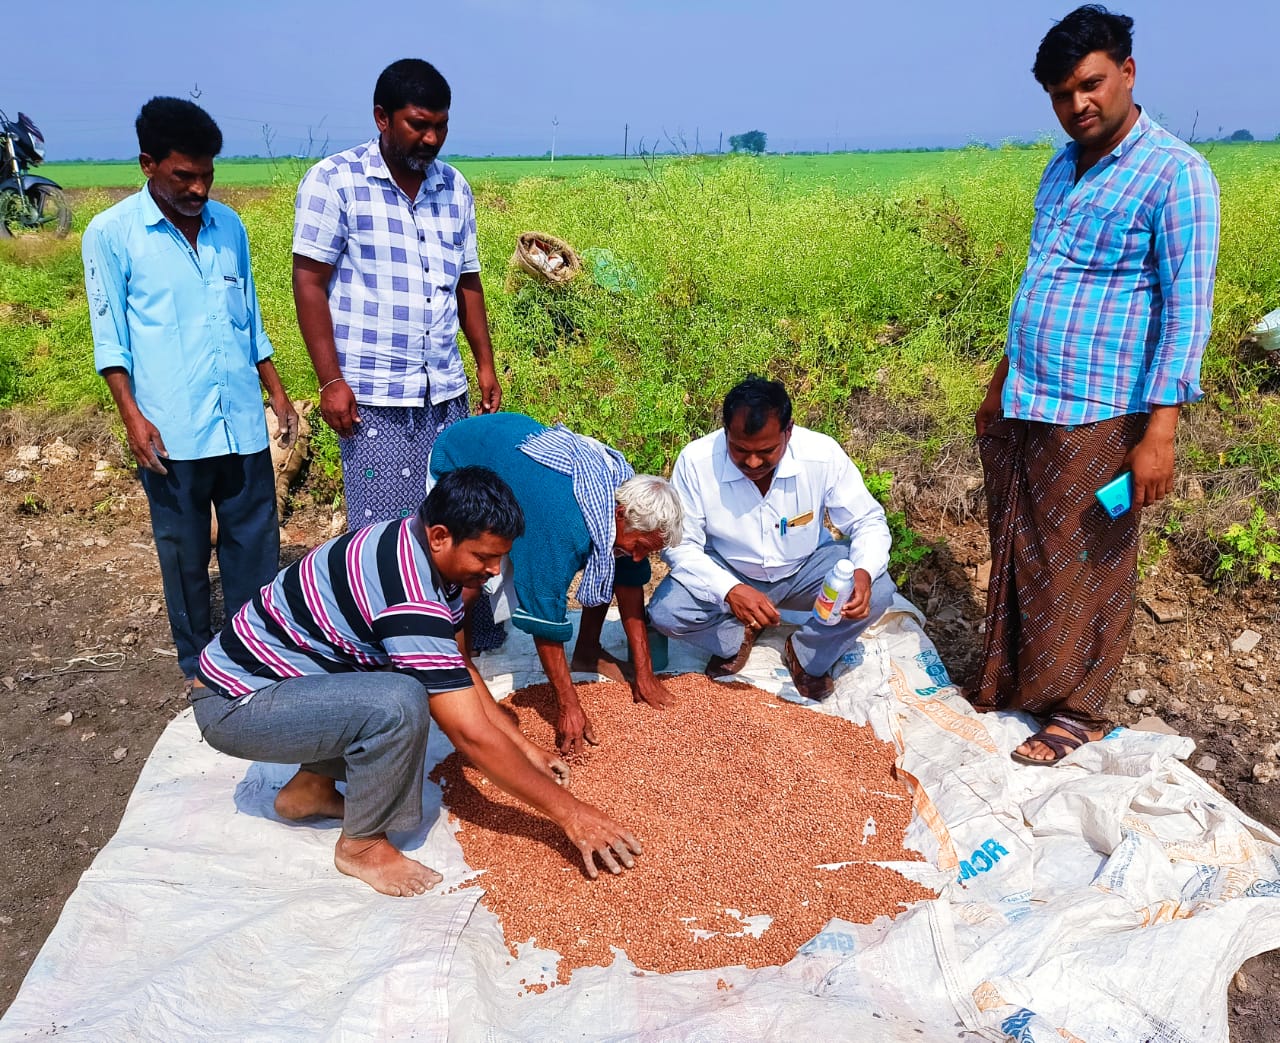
[1033,5,1135,87]
[420,466,524,543]
[374,59,451,114]
[722,375,793,435]
[135,97,223,161]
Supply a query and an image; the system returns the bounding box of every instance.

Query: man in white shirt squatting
[649,376,896,699]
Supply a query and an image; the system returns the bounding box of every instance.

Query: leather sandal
[705,624,761,680]
[783,635,834,700]
[1010,714,1103,767]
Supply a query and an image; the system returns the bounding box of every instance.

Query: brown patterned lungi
[971,414,1147,726]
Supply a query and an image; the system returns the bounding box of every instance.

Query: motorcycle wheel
[0,184,72,238]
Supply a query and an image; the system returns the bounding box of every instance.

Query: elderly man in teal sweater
[430,413,684,755]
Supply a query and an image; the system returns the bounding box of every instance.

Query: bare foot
[334,834,442,897]
[274,769,346,821]
[570,646,631,685]
[1013,721,1105,763]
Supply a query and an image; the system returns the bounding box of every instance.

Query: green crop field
[43,151,965,191]
[43,141,1280,198]
[8,143,1280,581]
[43,151,960,190]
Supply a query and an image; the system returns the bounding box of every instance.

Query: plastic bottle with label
[813,559,856,625]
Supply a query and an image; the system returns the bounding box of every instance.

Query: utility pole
[551,116,559,163]
[623,123,628,158]
[718,131,723,154]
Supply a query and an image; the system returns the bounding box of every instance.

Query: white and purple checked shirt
[1004,109,1220,426]
[293,140,481,407]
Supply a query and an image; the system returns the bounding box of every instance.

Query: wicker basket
[508,231,582,287]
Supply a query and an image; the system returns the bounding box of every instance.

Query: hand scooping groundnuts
[561,804,642,879]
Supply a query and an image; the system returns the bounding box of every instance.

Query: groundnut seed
[431,674,934,986]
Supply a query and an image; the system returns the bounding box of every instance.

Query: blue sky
[12,0,1278,160]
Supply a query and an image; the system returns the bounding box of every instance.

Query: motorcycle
[0,109,71,238]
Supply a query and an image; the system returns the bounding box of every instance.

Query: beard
[384,136,436,173]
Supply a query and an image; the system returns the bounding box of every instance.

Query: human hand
[124,412,169,475]
[559,801,642,879]
[839,569,874,620]
[524,742,571,786]
[268,395,300,449]
[974,389,1002,438]
[475,363,502,414]
[319,378,361,438]
[1122,433,1175,511]
[725,584,780,629]
[556,702,599,757]
[632,672,675,709]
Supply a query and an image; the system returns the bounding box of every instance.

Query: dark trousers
[139,450,279,679]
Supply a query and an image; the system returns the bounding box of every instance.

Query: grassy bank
[5,144,1280,581]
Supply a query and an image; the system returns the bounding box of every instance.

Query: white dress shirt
[663,426,892,606]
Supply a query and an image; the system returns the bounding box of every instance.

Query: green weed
[5,147,1280,586]
[1213,506,1280,583]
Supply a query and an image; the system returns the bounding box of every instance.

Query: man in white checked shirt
[292,60,502,580]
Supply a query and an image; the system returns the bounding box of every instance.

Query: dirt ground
[0,439,1276,1038]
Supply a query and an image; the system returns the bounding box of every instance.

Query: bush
[6,147,1280,584]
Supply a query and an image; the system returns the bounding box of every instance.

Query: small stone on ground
[1141,597,1186,624]
[1232,630,1263,654]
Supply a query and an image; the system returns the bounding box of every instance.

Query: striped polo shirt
[197,518,468,699]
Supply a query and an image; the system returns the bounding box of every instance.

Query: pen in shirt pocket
[777,510,815,537]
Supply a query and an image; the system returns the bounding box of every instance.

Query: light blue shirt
[83,187,273,460]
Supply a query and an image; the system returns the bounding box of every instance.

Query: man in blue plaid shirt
[971,5,1219,766]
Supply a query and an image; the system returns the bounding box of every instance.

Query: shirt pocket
[434,233,464,287]
[1063,201,1145,271]
[223,275,251,328]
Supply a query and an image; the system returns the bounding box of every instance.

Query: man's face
[140,150,214,219]
[428,528,511,588]
[725,410,792,485]
[613,512,666,563]
[376,104,449,173]
[1046,51,1136,155]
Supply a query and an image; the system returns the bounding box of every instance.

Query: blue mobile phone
[1095,472,1133,517]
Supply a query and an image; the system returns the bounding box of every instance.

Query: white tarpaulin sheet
[3,596,1278,1041]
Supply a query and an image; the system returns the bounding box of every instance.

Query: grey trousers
[190,672,430,837]
[648,541,897,677]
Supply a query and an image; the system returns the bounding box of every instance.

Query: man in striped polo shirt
[971,6,1219,765]
[193,466,641,897]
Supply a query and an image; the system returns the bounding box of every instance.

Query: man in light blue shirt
[83,97,297,688]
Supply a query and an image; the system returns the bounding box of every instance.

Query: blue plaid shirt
[1004,110,1220,426]
[293,140,480,407]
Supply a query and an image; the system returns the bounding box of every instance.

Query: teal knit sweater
[429,413,649,642]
